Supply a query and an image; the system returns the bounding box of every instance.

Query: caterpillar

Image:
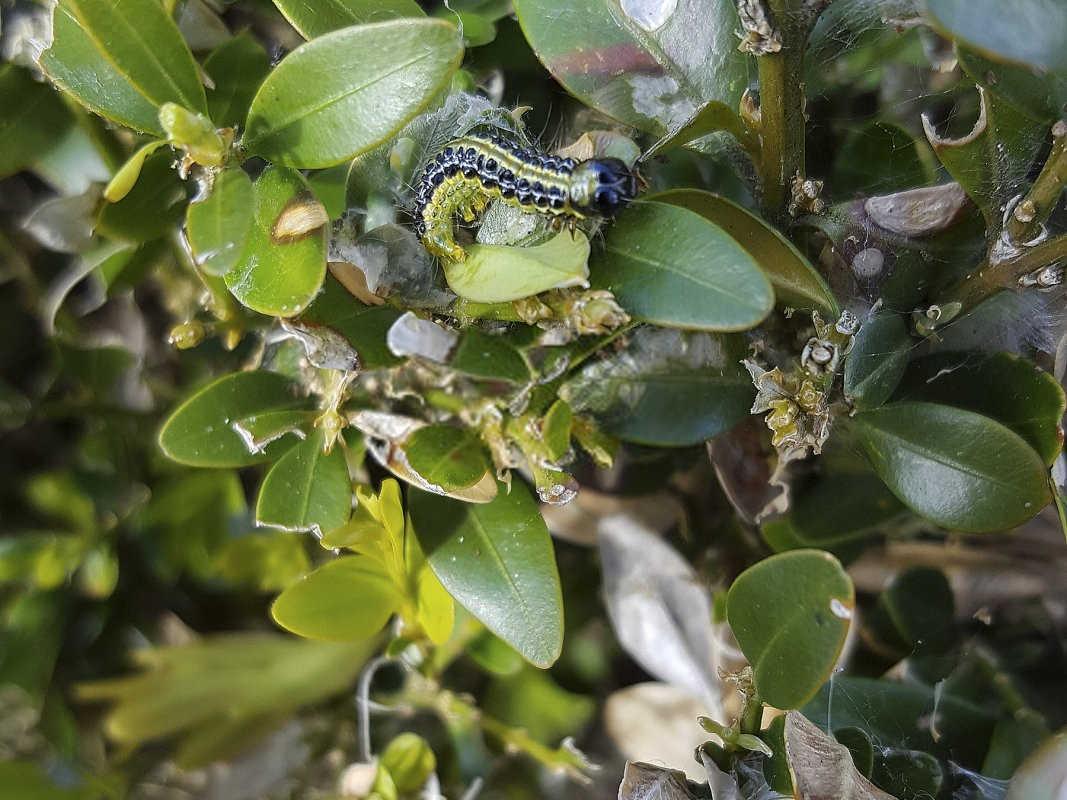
[411,131,639,262]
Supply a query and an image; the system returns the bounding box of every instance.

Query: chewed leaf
[443,231,591,303]
[255,429,352,536]
[921,87,1045,224]
[513,0,748,138]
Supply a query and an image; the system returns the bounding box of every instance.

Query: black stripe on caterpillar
[411,131,639,262]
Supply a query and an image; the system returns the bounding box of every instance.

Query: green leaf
[202,32,272,128]
[271,557,401,641]
[103,139,167,202]
[895,352,1065,466]
[864,567,956,660]
[297,274,402,369]
[959,46,1067,123]
[649,189,836,316]
[763,470,905,550]
[159,370,305,467]
[560,327,753,447]
[850,402,1052,532]
[926,0,1067,75]
[833,727,874,778]
[727,549,854,709]
[0,65,72,180]
[256,430,353,536]
[41,0,207,135]
[78,634,373,766]
[443,231,591,303]
[922,87,1047,224]
[404,425,490,491]
[872,748,944,799]
[1006,731,1067,800]
[274,0,424,39]
[232,408,316,453]
[243,20,463,168]
[224,165,327,317]
[843,311,913,409]
[513,0,748,137]
[803,676,998,766]
[591,201,773,331]
[186,167,255,276]
[410,482,563,668]
[643,100,754,158]
[833,121,937,198]
[449,328,530,384]
[96,148,186,242]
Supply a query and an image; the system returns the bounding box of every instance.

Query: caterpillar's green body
[412,131,638,262]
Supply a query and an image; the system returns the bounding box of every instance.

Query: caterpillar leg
[423,219,467,262]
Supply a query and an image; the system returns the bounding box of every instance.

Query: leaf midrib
[246,47,436,145]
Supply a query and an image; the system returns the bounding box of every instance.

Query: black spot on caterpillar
[411,131,639,261]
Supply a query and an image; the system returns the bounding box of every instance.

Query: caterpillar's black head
[571,158,639,216]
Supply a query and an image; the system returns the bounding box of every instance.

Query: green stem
[939,233,1067,309]
[1006,121,1067,245]
[740,690,764,735]
[756,0,808,221]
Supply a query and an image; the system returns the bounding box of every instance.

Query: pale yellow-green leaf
[443,231,590,303]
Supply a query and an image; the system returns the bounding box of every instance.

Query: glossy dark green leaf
[243,20,463,168]
[765,471,905,548]
[513,0,748,137]
[97,149,186,242]
[803,676,998,766]
[895,352,1065,466]
[202,32,271,129]
[872,748,944,799]
[650,189,837,316]
[273,0,424,39]
[591,201,773,331]
[449,328,530,383]
[727,550,854,709]
[834,727,875,778]
[224,165,326,317]
[865,567,956,660]
[922,87,1046,224]
[833,121,937,197]
[844,311,913,409]
[926,0,1067,75]
[851,402,1052,532]
[959,46,1067,123]
[561,327,753,446]
[0,66,71,179]
[186,167,254,276]
[256,430,352,535]
[41,0,206,134]
[410,482,563,667]
[404,425,490,491]
[271,557,401,641]
[159,370,304,467]
[297,274,401,369]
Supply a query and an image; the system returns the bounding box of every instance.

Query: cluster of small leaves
[2,0,1067,797]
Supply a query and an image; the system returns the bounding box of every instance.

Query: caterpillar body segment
[412,131,638,262]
